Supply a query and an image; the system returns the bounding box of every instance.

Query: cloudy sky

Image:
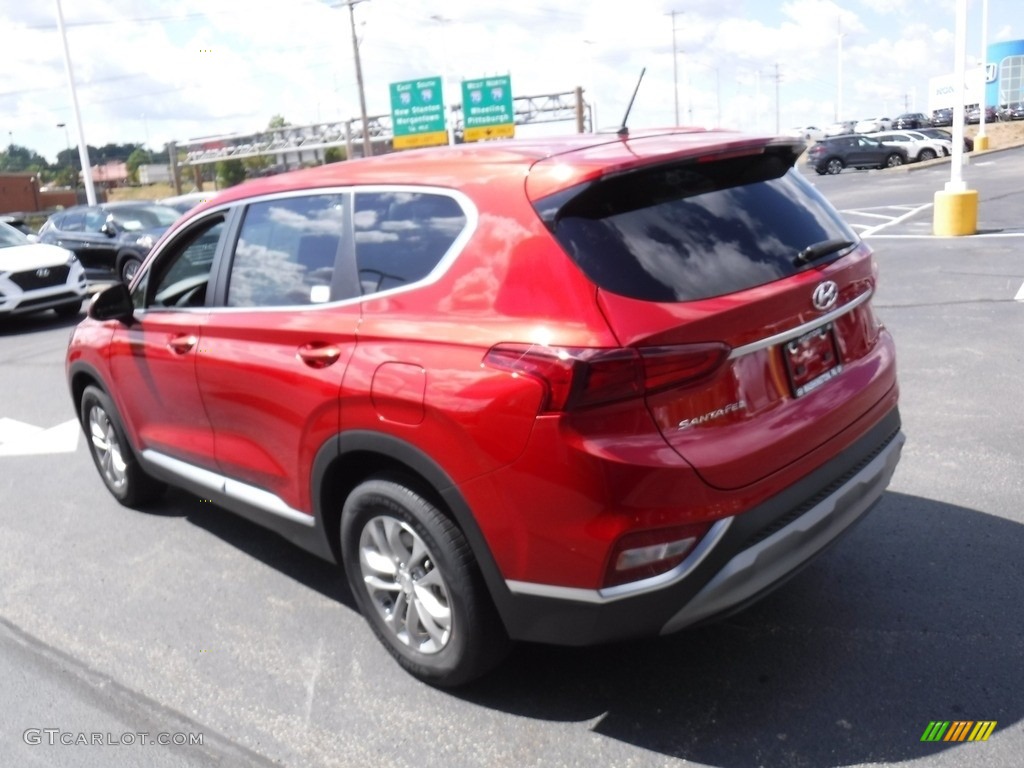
[2,0,1018,163]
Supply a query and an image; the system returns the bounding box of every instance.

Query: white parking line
[1016,282,1024,302]
[859,203,933,237]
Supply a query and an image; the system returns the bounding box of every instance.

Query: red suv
[67,129,903,686]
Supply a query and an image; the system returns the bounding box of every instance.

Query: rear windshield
[536,151,857,302]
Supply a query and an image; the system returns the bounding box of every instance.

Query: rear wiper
[795,238,855,266]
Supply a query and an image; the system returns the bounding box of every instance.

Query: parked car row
[999,102,1024,120]
[0,220,88,319]
[931,105,1007,126]
[25,192,211,287]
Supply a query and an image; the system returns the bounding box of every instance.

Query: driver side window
[133,217,224,310]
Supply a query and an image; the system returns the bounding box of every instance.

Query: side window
[354,191,466,295]
[227,195,346,307]
[84,209,107,233]
[135,217,224,310]
[60,212,84,232]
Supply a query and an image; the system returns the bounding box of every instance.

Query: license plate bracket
[784,323,842,397]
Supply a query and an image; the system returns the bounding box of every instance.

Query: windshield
[0,222,30,248]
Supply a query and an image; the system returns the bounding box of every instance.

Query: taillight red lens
[484,342,729,412]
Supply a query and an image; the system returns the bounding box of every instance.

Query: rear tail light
[604,523,712,587]
[484,342,729,412]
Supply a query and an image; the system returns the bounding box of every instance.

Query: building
[929,39,1024,113]
[987,39,1024,107]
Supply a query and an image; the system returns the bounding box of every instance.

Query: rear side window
[354,191,466,295]
[228,194,346,307]
[539,152,857,302]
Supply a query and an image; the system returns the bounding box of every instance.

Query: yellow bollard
[933,189,978,236]
[974,135,990,151]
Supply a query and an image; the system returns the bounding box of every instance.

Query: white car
[869,130,950,162]
[824,120,857,136]
[786,126,826,142]
[855,117,893,133]
[0,221,87,319]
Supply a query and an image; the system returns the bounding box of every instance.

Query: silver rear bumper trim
[660,430,904,634]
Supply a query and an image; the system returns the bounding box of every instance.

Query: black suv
[806,135,908,175]
[893,112,929,129]
[38,202,181,283]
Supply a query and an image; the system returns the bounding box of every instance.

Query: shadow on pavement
[143,485,1018,766]
[454,491,1021,767]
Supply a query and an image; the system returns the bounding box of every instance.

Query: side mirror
[88,282,135,323]
[100,221,118,237]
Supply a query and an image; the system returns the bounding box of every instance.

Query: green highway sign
[461,75,514,142]
[389,76,448,149]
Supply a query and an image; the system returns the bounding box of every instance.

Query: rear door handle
[167,334,198,354]
[297,343,342,369]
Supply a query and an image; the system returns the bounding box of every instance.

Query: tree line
[0,141,169,187]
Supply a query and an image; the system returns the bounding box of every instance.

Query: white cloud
[2,0,1020,163]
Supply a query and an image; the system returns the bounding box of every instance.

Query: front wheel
[120,256,142,284]
[918,148,937,162]
[825,158,843,175]
[340,478,510,687]
[54,300,82,318]
[884,153,904,168]
[80,385,166,507]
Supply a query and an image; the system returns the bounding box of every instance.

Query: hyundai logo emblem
[812,281,839,311]
[36,268,51,278]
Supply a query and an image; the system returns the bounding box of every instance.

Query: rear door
[537,146,897,489]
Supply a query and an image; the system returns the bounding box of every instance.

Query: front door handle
[297,343,342,369]
[167,334,198,354]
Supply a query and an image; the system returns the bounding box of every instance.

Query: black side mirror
[88,282,135,323]
[100,221,118,237]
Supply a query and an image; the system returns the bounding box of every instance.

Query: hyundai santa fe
[66,128,903,686]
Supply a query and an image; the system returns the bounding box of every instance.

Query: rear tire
[825,158,843,175]
[918,148,937,162]
[80,385,166,507]
[340,477,510,687]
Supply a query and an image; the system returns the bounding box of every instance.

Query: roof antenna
[617,67,646,137]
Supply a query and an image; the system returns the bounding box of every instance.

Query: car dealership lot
[1,149,1022,767]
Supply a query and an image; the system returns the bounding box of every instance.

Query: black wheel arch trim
[312,430,516,630]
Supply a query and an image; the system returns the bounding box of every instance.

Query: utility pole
[344,0,372,158]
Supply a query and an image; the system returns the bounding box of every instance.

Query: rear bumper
[497,406,903,645]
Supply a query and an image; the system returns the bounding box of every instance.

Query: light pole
[836,18,845,122]
[933,0,977,236]
[56,122,71,158]
[430,14,456,146]
[668,10,682,125]
[977,0,990,149]
[583,39,598,132]
[55,0,96,204]
[56,122,72,185]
